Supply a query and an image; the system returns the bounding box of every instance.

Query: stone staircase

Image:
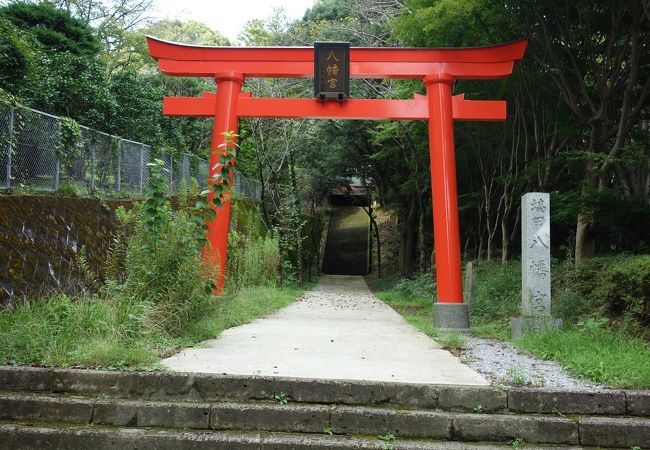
[322,206,369,276]
[0,367,649,449]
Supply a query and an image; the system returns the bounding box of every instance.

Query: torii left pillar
[426,73,467,331]
[205,72,243,293]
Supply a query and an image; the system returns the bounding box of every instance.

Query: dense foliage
[0,158,290,369]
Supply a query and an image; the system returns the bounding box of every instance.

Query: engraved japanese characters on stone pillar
[512,192,561,337]
[522,193,551,317]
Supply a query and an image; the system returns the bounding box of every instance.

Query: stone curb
[1,392,649,446]
[507,388,626,415]
[1,366,646,417]
[579,416,650,448]
[0,424,594,450]
[451,414,578,445]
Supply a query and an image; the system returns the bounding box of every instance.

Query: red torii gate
[147,37,527,330]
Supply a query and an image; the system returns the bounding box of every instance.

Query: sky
[151,0,317,42]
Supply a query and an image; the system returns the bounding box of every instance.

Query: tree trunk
[307,198,316,282]
[375,219,381,278]
[486,234,494,262]
[575,217,595,264]
[476,201,485,259]
[575,160,597,265]
[500,218,510,265]
[418,206,427,273]
[398,197,417,276]
[288,152,303,286]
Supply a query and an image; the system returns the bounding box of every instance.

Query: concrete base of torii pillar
[434,303,470,333]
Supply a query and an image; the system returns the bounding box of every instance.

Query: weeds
[437,333,467,353]
[511,437,525,448]
[0,284,306,369]
[274,391,288,405]
[377,433,396,450]
[517,329,650,388]
[370,256,650,388]
[506,366,529,386]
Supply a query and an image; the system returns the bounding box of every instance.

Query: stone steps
[322,206,369,275]
[0,423,596,450]
[0,391,649,447]
[2,366,647,416]
[0,367,648,448]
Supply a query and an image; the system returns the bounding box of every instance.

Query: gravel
[460,336,607,390]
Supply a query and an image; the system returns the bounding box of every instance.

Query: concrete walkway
[162,275,488,385]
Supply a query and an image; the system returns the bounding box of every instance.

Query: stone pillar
[463,261,477,305]
[512,192,562,337]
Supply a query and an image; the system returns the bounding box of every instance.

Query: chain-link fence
[234,172,262,200]
[0,104,261,201]
[0,104,11,190]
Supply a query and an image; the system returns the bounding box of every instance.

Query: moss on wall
[0,195,133,306]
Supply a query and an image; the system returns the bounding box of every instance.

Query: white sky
[151,0,317,42]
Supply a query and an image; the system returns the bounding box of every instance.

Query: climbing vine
[142,158,169,254]
[110,136,121,157]
[192,131,238,244]
[0,88,18,107]
[56,116,82,161]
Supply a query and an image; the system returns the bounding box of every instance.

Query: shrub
[393,272,435,302]
[107,202,213,335]
[562,255,650,337]
[225,199,281,293]
[226,230,281,293]
[470,260,520,325]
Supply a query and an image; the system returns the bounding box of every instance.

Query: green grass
[517,328,650,389]
[0,284,309,371]
[368,255,650,388]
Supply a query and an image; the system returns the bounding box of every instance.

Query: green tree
[0,1,101,57]
[106,19,229,74]
[511,0,650,263]
[303,0,352,21]
[0,16,38,92]
[20,51,114,125]
[108,70,162,143]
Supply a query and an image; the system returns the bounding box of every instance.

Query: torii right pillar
[425,73,468,332]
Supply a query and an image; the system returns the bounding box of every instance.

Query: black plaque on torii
[314,42,350,102]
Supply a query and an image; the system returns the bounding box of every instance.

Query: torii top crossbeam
[147,36,526,329]
[148,37,526,121]
[148,37,526,79]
